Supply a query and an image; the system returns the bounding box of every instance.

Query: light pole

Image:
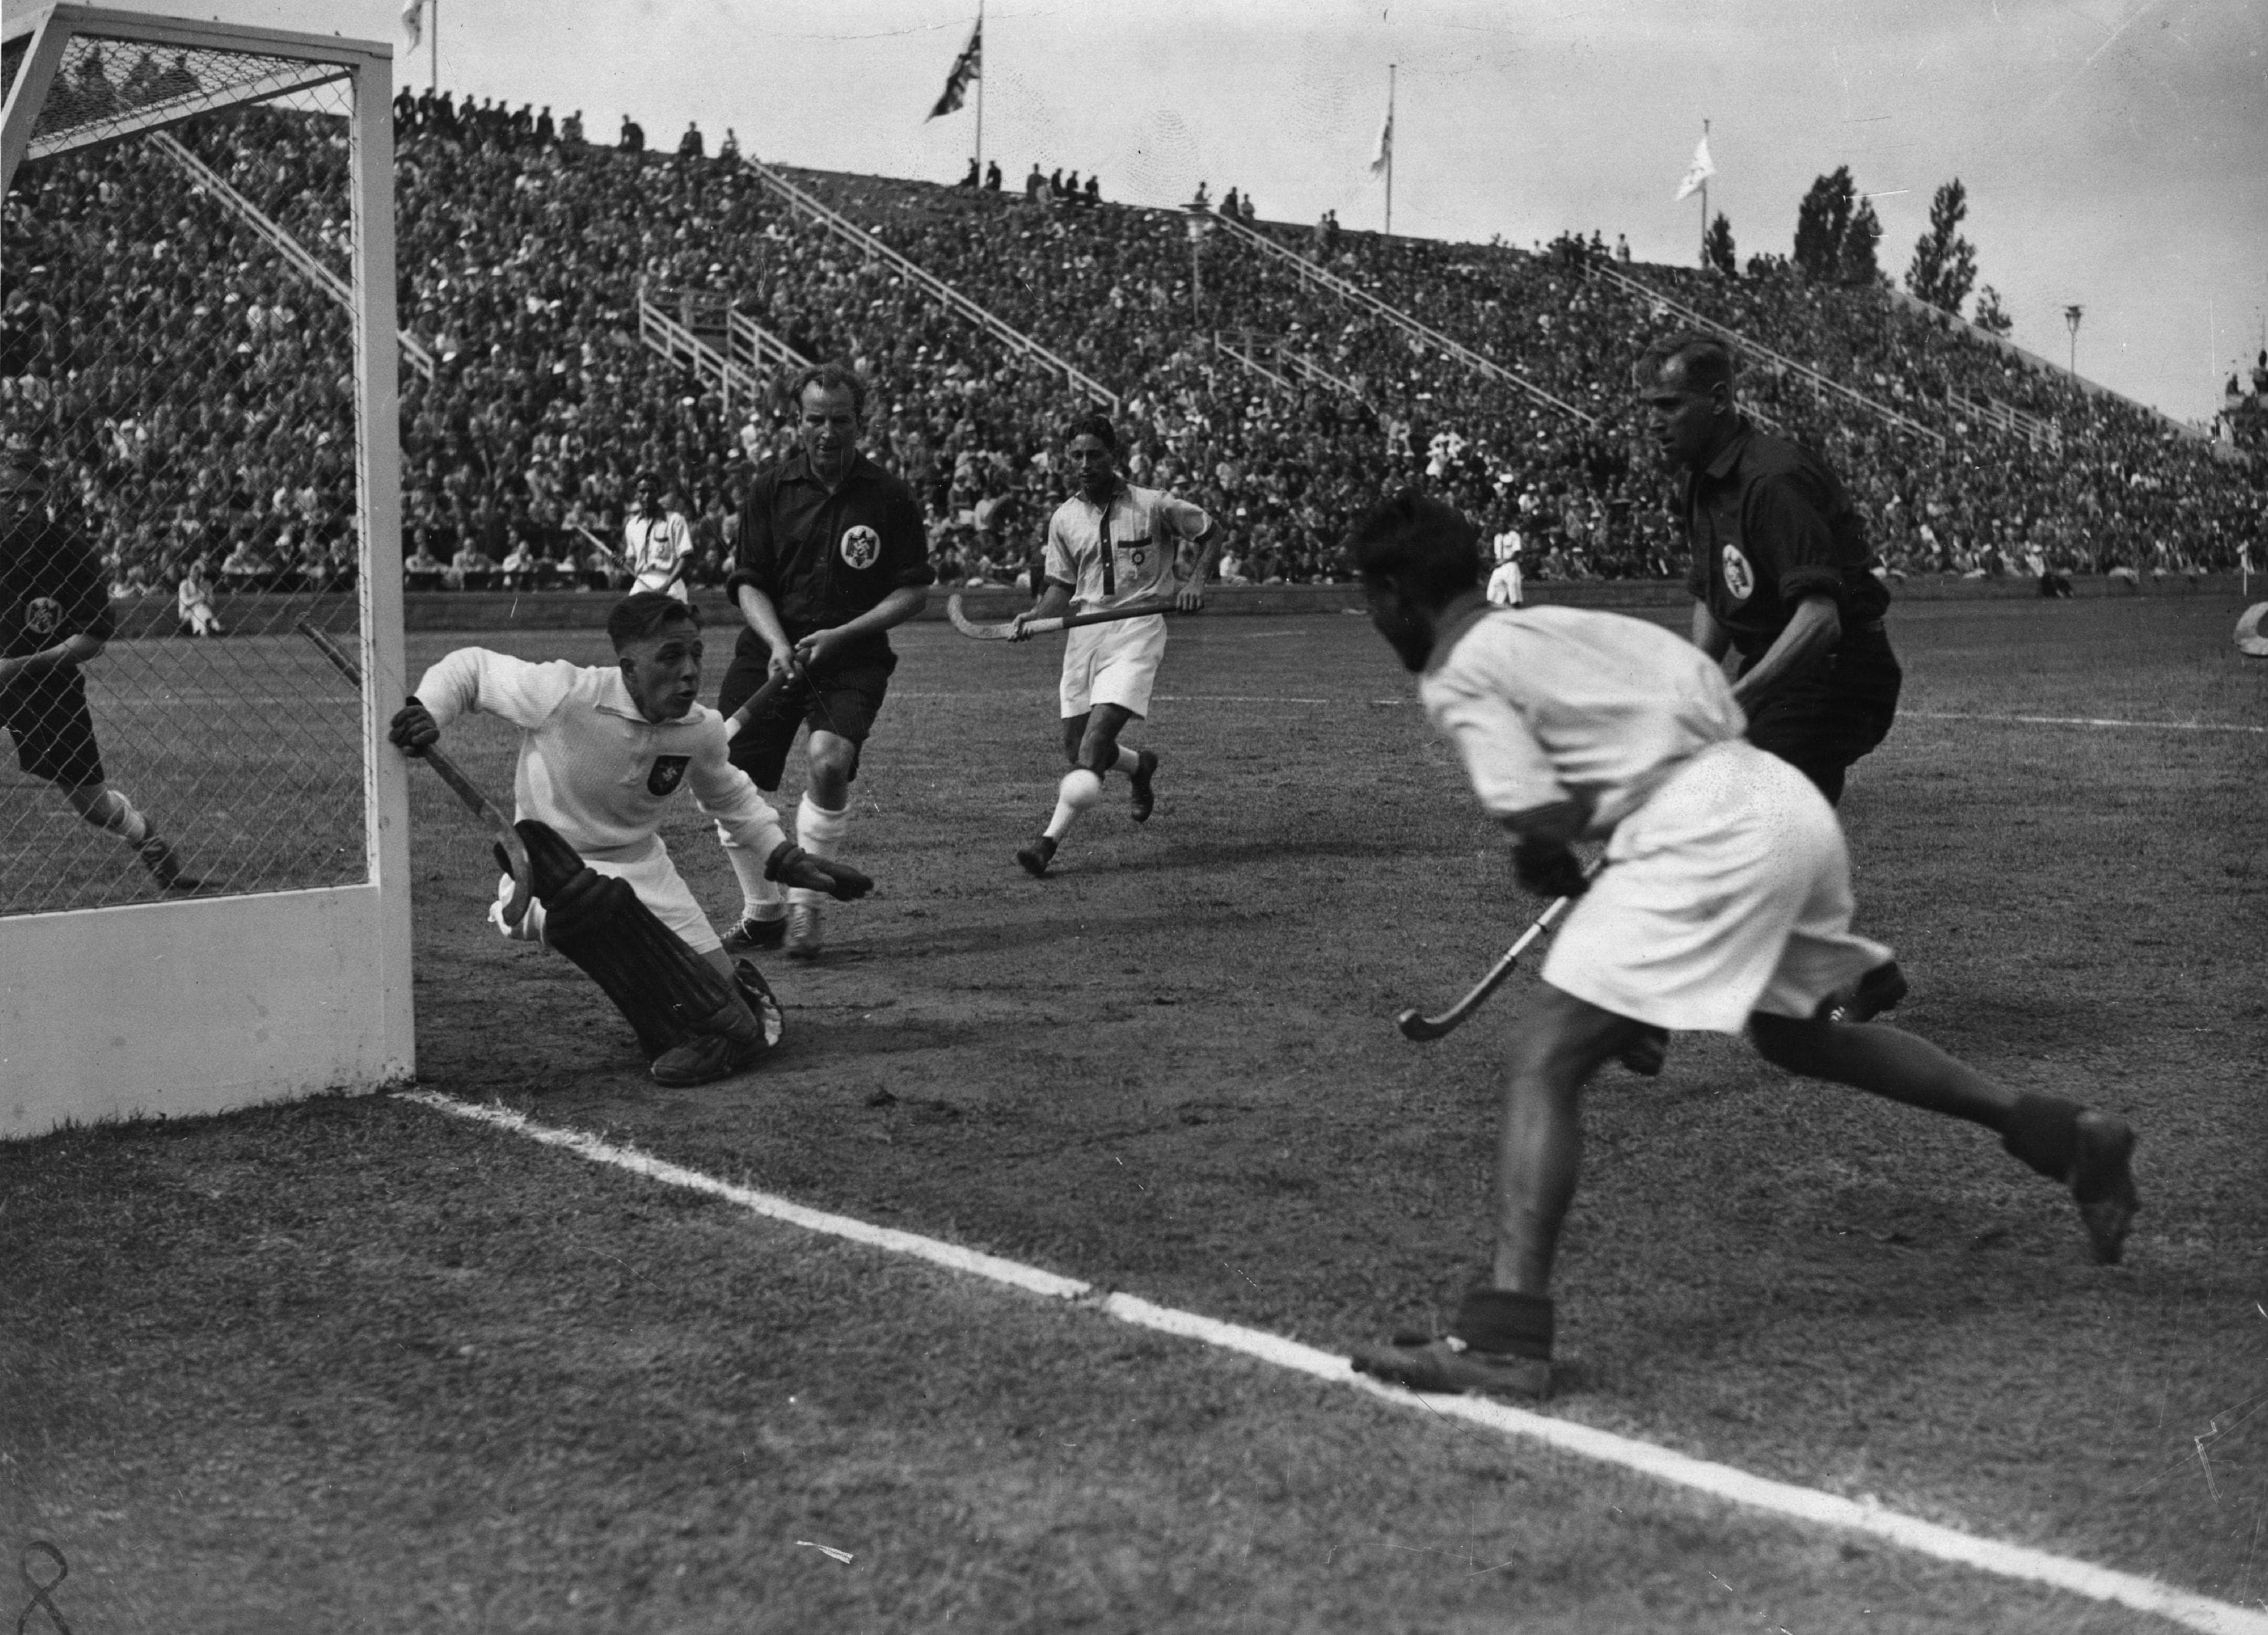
[2063,304,2083,375]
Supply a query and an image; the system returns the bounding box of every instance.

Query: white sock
[1111,744,1141,775]
[717,817,786,923]
[90,788,151,845]
[790,793,848,908]
[1045,768,1103,841]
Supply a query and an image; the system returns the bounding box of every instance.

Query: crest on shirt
[22,595,61,637]
[646,755,690,797]
[1720,544,1755,604]
[839,524,881,571]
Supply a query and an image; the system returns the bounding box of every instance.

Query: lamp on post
[2063,304,2084,375]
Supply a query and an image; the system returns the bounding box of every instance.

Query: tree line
[1698,170,2012,337]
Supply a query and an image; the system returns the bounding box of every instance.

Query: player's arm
[1013,512,1078,639]
[1168,496,1219,610]
[387,646,571,752]
[691,738,872,899]
[0,630,104,684]
[1730,472,1845,707]
[1012,580,1073,640]
[793,489,935,668]
[1434,676,1593,897]
[1729,594,1840,710]
[1690,598,1732,661]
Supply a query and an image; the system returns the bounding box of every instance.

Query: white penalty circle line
[403,1089,2263,1635]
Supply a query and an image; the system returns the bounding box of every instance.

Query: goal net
[2,8,413,1137]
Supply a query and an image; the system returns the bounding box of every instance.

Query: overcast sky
[91,0,2268,422]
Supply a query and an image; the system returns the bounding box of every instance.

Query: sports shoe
[721,913,787,954]
[1016,834,1057,877]
[649,992,772,1087]
[1350,1334,1551,1400]
[2070,1111,2139,1265]
[136,831,203,891]
[1617,1025,1667,1077]
[784,902,823,960]
[1129,748,1160,823]
[1825,960,1908,1025]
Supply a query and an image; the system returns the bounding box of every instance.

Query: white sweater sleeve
[412,648,579,732]
[685,716,789,855]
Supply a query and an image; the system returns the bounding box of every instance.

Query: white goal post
[1,5,412,1138]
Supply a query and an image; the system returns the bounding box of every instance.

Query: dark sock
[1453,1288,1554,1360]
[2002,1091,2085,1179]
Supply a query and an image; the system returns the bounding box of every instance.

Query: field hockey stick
[1394,857,1605,1042]
[296,620,535,927]
[946,594,1177,641]
[719,656,814,742]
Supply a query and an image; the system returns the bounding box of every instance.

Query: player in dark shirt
[714,363,933,959]
[1638,333,1907,1029]
[1,456,199,892]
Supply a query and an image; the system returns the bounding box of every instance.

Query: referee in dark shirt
[1637,331,1906,1024]
[714,363,933,960]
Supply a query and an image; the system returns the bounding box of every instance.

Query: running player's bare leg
[1751,1013,2138,1261]
[1021,704,1146,874]
[1493,985,1652,1294]
[58,778,198,887]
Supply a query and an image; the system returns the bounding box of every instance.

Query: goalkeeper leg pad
[518,819,738,1061]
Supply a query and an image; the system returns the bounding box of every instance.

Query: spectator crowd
[2,78,2259,616]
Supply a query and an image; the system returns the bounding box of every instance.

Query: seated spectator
[404,535,447,591]
[448,540,499,590]
[499,532,538,588]
[176,559,224,637]
[219,537,270,594]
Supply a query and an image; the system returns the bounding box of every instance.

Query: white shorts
[489,834,722,956]
[1542,741,1891,1034]
[1060,614,1167,719]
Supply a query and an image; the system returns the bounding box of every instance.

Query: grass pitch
[5,593,2263,1632]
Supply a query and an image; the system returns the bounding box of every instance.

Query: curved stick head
[1395,1006,1453,1042]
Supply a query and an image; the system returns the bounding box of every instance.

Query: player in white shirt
[1009,415,1218,877]
[1484,528,1523,607]
[622,474,693,602]
[387,593,871,1086]
[1341,491,2138,1400]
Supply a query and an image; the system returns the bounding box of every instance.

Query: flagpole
[1384,63,1395,239]
[973,0,983,175]
[430,0,437,92]
[1697,117,1707,265]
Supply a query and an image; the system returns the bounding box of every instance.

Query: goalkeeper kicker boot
[650,989,774,1087]
[136,831,203,891]
[784,903,824,961]
[1016,834,1057,877]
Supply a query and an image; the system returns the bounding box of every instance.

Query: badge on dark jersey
[647,755,690,796]
[22,595,61,637]
[1720,544,1755,604]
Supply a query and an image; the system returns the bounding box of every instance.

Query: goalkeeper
[389,592,870,1087]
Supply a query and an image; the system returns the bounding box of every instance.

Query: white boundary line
[1905,710,2266,735]
[400,1090,2268,1635]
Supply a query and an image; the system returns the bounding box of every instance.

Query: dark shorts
[2,669,105,787]
[716,637,896,792]
[1740,625,1901,808]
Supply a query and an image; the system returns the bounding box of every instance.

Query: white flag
[1674,133,1716,201]
[1370,107,1393,176]
[401,0,423,49]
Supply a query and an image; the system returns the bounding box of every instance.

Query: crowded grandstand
[4,84,2260,611]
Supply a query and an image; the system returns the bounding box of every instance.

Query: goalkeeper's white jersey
[413,648,786,858]
[1044,482,1212,614]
